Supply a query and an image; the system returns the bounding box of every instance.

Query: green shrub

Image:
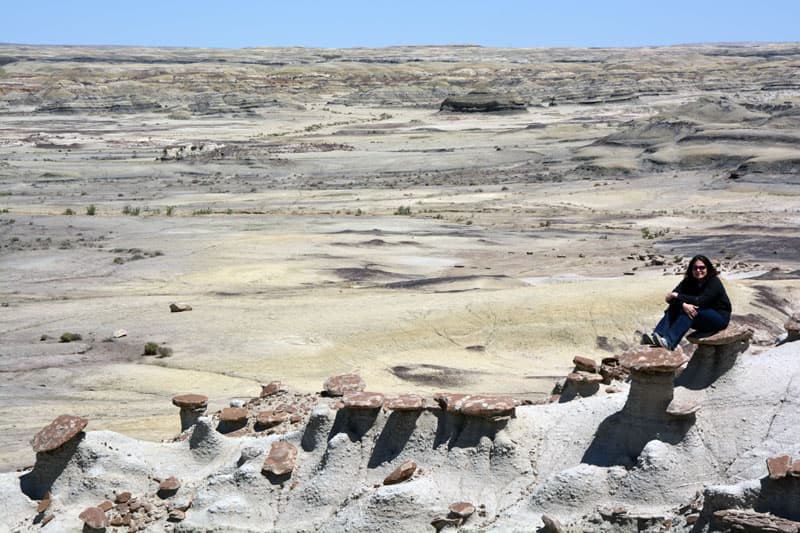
[165,205,175,216]
[394,205,412,216]
[143,342,159,356]
[63,208,75,215]
[122,205,140,216]
[60,332,82,343]
[86,205,96,216]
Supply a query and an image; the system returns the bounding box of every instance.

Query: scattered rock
[262,441,298,476]
[113,329,128,338]
[431,516,462,531]
[383,460,417,485]
[159,476,181,492]
[168,509,186,522]
[322,373,365,396]
[79,506,109,529]
[115,491,132,504]
[261,381,287,397]
[448,501,475,519]
[31,414,88,453]
[169,302,192,312]
[256,410,287,428]
[541,513,567,533]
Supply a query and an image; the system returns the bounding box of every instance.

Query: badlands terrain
[1,43,800,531]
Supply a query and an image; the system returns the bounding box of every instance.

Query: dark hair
[684,254,718,279]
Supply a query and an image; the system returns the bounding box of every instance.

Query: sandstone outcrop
[31,415,88,453]
[440,91,527,112]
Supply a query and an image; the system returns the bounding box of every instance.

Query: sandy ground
[2,44,800,472]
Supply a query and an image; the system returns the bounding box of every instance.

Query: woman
[650,254,731,350]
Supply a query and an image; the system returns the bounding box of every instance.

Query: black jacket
[673,276,732,320]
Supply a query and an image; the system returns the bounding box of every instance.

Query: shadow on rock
[20,434,84,500]
[433,411,508,450]
[368,411,421,468]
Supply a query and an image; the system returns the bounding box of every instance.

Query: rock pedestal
[681,324,753,389]
[172,394,208,432]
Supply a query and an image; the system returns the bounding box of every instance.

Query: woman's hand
[682,302,698,319]
[665,291,678,303]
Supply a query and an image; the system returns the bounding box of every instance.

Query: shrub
[394,205,412,216]
[86,205,96,216]
[122,205,140,216]
[143,342,159,356]
[192,208,213,216]
[156,346,173,358]
[60,332,82,343]
[63,208,75,215]
[165,205,175,216]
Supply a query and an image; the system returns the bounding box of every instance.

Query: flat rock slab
[342,391,384,409]
[767,454,793,479]
[262,441,298,476]
[169,303,192,312]
[687,324,753,345]
[322,373,365,397]
[172,394,208,409]
[31,414,88,453]
[79,506,109,529]
[219,407,248,423]
[567,371,603,384]
[384,394,426,411]
[714,509,800,533]
[619,346,688,373]
[573,355,598,373]
[435,393,518,417]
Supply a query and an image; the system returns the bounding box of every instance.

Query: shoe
[652,332,670,350]
[640,332,655,346]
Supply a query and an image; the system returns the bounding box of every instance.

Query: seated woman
[649,254,731,350]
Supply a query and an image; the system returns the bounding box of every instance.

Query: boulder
[169,302,192,312]
[219,407,248,423]
[256,410,287,428]
[434,393,518,418]
[159,476,181,492]
[566,371,603,384]
[171,394,208,409]
[31,414,88,453]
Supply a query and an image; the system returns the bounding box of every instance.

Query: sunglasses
[692,265,707,271]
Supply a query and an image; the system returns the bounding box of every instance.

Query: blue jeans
[654,301,729,350]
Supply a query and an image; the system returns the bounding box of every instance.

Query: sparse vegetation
[192,208,213,216]
[122,205,140,216]
[394,205,412,216]
[60,332,82,343]
[86,204,96,216]
[165,205,175,216]
[156,346,173,358]
[641,227,670,240]
[63,208,75,215]
[143,342,159,356]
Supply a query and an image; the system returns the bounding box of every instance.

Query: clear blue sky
[3,0,798,49]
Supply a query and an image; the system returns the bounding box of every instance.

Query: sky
[3,0,799,49]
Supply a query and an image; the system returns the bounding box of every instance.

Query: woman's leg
[654,302,692,349]
[691,309,729,333]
